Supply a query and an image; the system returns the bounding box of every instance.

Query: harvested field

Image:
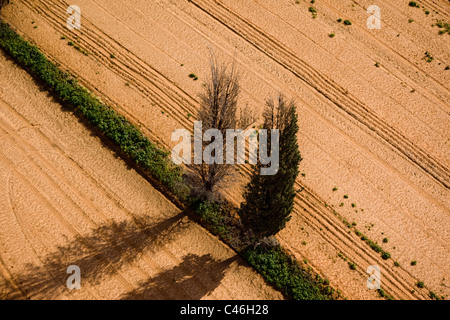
[0,50,283,300]
[1,0,449,299]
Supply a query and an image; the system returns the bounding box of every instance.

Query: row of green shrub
[189,198,234,243]
[0,22,333,300]
[357,230,391,260]
[244,245,333,300]
[0,22,184,196]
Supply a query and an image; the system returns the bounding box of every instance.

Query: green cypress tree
[239,95,302,242]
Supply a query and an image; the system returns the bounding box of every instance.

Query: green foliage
[381,251,391,260]
[190,199,232,241]
[0,22,185,197]
[409,1,419,8]
[424,51,434,62]
[411,260,417,266]
[429,291,440,300]
[244,245,333,300]
[67,40,89,56]
[188,73,198,80]
[377,288,394,300]
[239,98,302,241]
[342,219,351,228]
[416,281,425,288]
[343,20,352,26]
[355,228,391,260]
[434,20,450,35]
[308,6,317,19]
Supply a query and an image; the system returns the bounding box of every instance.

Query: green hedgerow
[0,22,185,198]
[244,245,332,300]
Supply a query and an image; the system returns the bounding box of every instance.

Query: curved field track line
[0,129,139,298]
[0,100,172,293]
[189,0,450,190]
[0,98,238,300]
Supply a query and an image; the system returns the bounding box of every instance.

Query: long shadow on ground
[1,212,189,299]
[120,253,240,300]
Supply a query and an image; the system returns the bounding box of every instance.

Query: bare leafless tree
[187,52,254,199]
[263,94,294,133]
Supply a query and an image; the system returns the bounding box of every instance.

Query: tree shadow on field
[120,253,240,300]
[1,212,188,300]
